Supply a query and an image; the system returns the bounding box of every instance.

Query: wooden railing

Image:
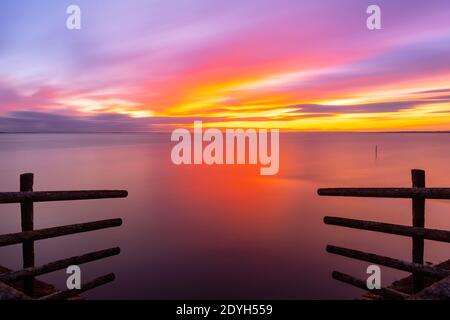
[0,173,128,300]
[318,169,450,299]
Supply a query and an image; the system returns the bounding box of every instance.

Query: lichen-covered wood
[0,190,128,204]
[0,247,120,282]
[0,218,122,247]
[318,187,450,199]
[327,245,450,278]
[324,216,450,243]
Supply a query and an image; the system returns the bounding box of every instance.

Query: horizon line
[1,130,449,134]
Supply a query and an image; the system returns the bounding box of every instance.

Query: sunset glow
[1,0,449,132]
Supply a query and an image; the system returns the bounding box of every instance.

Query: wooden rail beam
[327,245,450,279]
[0,247,120,282]
[332,271,409,300]
[38,273,115,300]
[324,216,450,243]
[0,219,122,247]
[317,187,450,199]
[0,190,128,204]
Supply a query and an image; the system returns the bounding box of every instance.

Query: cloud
[0,112,150,132]
[0,85,21,104]
[0,111,231,132]
[0,81,65,113]
[201,98,450,119]
[292,101,426,114]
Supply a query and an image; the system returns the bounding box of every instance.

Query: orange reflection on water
[0,133,449,299]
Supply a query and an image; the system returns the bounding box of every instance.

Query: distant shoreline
[0,131,449,134]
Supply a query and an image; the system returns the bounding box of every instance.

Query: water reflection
[0,133,449,299]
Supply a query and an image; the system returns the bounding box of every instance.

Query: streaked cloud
[0,0,449,131]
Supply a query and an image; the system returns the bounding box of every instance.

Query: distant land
[0,131,450,134]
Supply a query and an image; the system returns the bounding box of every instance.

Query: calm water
[0,132,449,299]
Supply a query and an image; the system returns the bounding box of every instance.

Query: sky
[0,0,450,132]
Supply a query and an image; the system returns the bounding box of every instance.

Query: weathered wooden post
[320,170,450,299]
[20,173,34,295]
[412,169,425,292]
[0,178,127,300]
